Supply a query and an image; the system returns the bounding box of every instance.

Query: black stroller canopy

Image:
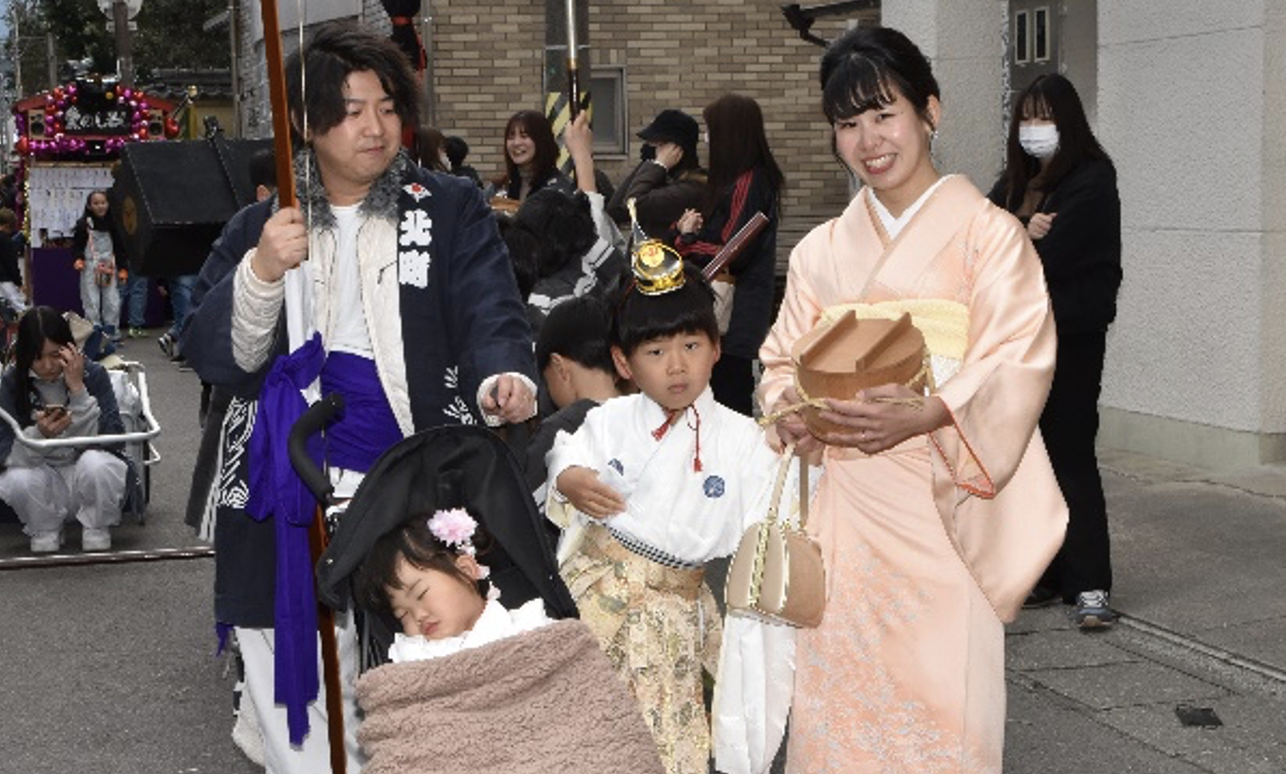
[316,425,577,623]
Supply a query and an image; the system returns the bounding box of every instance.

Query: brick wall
[240,0,873,266]
[430,0,868,265]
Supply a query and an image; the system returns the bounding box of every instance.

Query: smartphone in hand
[42,404,67,419]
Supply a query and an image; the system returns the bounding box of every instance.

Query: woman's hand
[480,374,536,424]
[251,206,308,282]
[564,112,598,195]
[769,385,825,457]
[36,406,73,439]
[814,384,950,454]
[555,466,625,520]
[1027,212,1056,240]
[677,208,703,235]
[60,344,86,393]
[564,111,593,158]
[653,142,684,170]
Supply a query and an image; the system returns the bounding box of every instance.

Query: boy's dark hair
[513,189,598,278]
[285,22,420,149]
[0,208,16,231]
[612,266,719,356]
[819,26,940,127]
[13,307,75,424]
[444,136,470,168]
[536,294,614,374]
[351,512,491,618]
[249,147,278,190]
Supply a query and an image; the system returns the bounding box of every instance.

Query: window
[1034,7,1051,62]
[1014,10,1030,64]
[589,66,627,157]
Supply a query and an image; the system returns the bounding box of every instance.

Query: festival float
[10,78,177,309]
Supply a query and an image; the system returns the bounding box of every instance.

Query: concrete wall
[884,0,1006,191]
[1097,1,1286,467]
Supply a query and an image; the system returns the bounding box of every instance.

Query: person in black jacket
[606,109,707,238]
[671,94,784,416]
[989,73,1123,629]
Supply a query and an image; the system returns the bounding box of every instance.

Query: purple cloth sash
[245,333,326,746]
[320,351,403,472]
[243,338,406,745]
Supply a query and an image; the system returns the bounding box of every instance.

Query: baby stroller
[314,423,578,666]
[295,414,661,774]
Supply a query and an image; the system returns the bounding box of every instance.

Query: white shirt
[546,388,781,564]
[325,203,373,357]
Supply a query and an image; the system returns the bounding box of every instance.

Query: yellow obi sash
[819,299,969,389]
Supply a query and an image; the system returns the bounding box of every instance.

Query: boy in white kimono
[546,245,792,774]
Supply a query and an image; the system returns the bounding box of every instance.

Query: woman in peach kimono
[759,28,1068,773]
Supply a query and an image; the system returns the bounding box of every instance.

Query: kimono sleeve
[756,229,827,415]
[543,402,612,525]
[929,206,1056,498]
[181,201,280,400]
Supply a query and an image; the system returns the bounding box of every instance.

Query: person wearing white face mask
[989,73,1123,630]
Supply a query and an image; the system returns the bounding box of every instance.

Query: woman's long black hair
[702,94,785,211]
[995,73,1112,210]
[11,307,75,425]
[495,110,561,191]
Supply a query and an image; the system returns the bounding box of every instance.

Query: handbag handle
[765,443,810,531]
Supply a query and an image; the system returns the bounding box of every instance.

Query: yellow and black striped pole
[544,0,591,174]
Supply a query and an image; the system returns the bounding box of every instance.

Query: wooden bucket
[791,311,927,438]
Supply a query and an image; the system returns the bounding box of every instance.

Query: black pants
[710,353,755,417]
[1038,331,1112,600]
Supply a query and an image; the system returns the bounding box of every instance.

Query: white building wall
[884,0,1006,190]
[1096,1,1286,466]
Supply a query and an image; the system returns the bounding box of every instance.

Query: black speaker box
[110,136,273,277]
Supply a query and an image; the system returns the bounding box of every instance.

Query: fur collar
[290,148,414,229]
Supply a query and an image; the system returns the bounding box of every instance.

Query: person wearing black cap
[607,109,707,238]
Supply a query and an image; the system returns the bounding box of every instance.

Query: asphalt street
[1,333,1283,773]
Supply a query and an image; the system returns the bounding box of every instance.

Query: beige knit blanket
[356,619,664,774]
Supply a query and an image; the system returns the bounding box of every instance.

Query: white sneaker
[30,531,61,553]
[82,528,112,552]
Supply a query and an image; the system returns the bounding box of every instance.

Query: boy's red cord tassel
[651,405,704,472]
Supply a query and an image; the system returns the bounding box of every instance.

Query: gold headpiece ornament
[627,198,686,296]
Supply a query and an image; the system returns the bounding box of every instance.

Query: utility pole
[12,5,23,99]
[45,32,56,87]
[112,1,134,87]
[99,0,141,88]
[228,0,240,136]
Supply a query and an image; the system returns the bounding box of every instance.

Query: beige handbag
[725,445,826,628]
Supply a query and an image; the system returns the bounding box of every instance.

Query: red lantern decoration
[164,119,180,139]
[137,126,150,140]
[16,137,29,155]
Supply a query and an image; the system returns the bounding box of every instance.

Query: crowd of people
[0,16,1124,774]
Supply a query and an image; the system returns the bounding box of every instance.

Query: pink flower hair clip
[427,507,491,580]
